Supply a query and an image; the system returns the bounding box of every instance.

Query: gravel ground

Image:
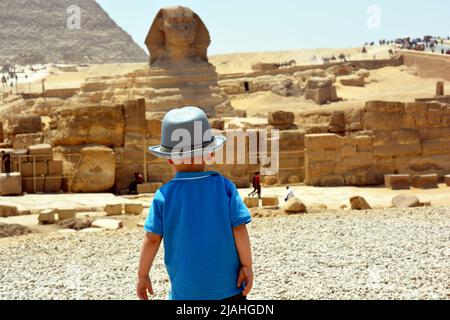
[0,207,449,300]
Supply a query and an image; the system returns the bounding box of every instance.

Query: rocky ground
[0,207,449,300]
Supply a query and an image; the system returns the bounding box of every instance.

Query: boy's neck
[172,163,207,173]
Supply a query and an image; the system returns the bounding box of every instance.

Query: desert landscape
[1,2,450,301]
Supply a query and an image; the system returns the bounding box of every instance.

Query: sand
[210,45,393,74]
[0,207,449,300]
[230,66,450,117]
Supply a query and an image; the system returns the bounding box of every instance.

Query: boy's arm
[137,232,162,300]
[233,224,253,296]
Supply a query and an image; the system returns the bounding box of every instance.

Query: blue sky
[97,0,450,55]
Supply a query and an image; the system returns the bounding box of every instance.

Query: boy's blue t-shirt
[144,171,252,300]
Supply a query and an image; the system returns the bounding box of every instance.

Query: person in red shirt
[248,172,261,199]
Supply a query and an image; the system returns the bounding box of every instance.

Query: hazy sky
[96,0,450,55]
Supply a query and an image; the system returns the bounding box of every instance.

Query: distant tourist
[1,75,6,88]
[285,186,295,202]
[1,151,11,176]
[128,172,144,194]
[248,172,262,199]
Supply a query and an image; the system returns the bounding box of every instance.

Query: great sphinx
[72,6,235,117]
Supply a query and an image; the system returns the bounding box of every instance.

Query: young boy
[137,106,253,300]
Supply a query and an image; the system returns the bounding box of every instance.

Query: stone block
[71,146,116,193]
[0,172,22,196]
[22,177,45,193]
[12,133,44,149]
[137,183,163,194]
[38,210,56,224]
[384,174,410,190]
[279,158,303,168]
[27,144,53,161]
[47,160,63,175]
[394,154,450,177]
[305,162,336,185]
[445,175,450,186]
[147,119,162,137]
[305,134,342,150]
[9,114,42,135]
[105,204,123,216]
[57,209,76,221]
[392,195,421,208]
[350,196,372,210]
[92,218,123,230]
[124,203,144,215]
[306,150,339,162]
[244,197,260,208]
[436,81,444,96]
[342,152,374,167]
[20,161,48,177]
[44,175,62,193]
[341,144,357,157]
[421,138,450,156]
[284,197,307,214]
[411,174,438,189]
[340,75,365,87]
[328,111,346,133]
[268,111,294,126]
[262,197,279,207]
[373,143,422,158]
[11,149,31,163]
[264,176,278,186]
[0,205,18,217]
[305,86,338,105]
[320,174,345,187]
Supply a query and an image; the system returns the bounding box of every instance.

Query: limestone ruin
[0,6,449,197]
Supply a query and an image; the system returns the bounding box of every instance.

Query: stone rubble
[0,207,448,300]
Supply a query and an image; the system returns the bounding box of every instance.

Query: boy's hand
[137,275,154,300]
[237,265,254,296]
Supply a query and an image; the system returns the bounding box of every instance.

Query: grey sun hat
[149,106,226,159]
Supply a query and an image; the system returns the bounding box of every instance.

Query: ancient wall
[304,101,450,186]
[400,50,450,81]
[115,99,147,192]
[416,97,450,104]
[275,130,305,184]
[218,57,402,81]
[22,88,80,100]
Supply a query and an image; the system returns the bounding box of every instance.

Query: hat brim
[148,135,227,160]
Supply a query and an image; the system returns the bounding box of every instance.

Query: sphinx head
[145,6,211,65]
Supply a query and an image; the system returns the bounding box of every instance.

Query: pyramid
[0,0,148,64]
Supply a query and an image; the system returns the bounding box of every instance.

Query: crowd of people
[361,36,450,55]
[1,63,41,90]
